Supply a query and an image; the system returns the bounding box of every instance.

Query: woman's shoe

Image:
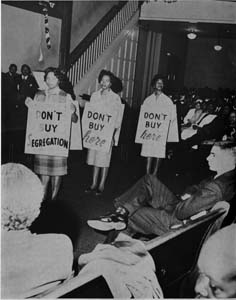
[95,188,103,196]
[85,187,96,193]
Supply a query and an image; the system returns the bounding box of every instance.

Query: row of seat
[32,202,230,298]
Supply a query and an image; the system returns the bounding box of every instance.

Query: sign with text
[25,102,71,157]
[82,102,117,153]
[135,104,170,146]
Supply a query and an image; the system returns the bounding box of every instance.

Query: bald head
[195,225,236,298]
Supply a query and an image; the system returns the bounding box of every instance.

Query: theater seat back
[146,207,228,298]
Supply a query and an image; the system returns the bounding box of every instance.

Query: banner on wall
[25,102,72,157]
[82,102,117,153]
[33,71,47,91]
[135,104,170,147]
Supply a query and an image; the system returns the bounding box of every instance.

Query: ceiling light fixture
[187,32,197,40]
[214,27,223,52]
[214,44,222,51]
[163,0,177,3]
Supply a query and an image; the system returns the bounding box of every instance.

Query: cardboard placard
[25,102,72,157]
[167,104,179,142]
[70,101,83,150]
[135,104,170,146]
[114,103,125,146]
[82,102,117,153]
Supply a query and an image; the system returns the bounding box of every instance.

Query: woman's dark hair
[98,69,123,93]
[111,75,123,93]
[151,74,165,89]
[98,69,115,86]
[44,67,63,83]
[21,64,31,74]
[44,67,76,99]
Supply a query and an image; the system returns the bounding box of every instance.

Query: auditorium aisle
[23,147,197,259]
[30,148,146,259]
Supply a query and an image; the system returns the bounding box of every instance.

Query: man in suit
[18,64,39,101]
[88,143,236,236]
[194,224,236,298]
[2,64,21,128]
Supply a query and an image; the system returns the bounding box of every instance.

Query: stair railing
[67,1,140,87]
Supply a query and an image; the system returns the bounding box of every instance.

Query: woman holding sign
[25,67,78,201]
[85,70,123,196]
[140,75,178,175]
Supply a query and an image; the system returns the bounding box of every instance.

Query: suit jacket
[18,75,39,100]
[175,169,236,220]
[2,72,21,102]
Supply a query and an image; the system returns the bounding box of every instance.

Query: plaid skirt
[34,155,67,176]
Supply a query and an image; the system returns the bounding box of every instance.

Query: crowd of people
[2,162,236,298]
[1,63,236,298]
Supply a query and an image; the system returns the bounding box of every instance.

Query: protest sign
[167,104,179,142]
[114,103,124,146]
[82,102,117,153]
[135,104,170,146]
[70,101,83,150]
[25,102,72,157]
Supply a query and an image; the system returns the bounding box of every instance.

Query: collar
[46,86,61,95]
[99,88,112,95]
[22,75,28,80]
[214,168,236,179]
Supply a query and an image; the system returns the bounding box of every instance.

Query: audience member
[2,63,21,127]
[232,98,236,111]
[182,104,232,149]
[18,64,39,131]
[223,111,236,142]
[1,163,73,298]
[181,101,217,140]
[183,99,203,126]
[194,224,236,298]
[78,232,163,298]
[88,143,236,236]
[18,64,39,101]
[176,94,189,123]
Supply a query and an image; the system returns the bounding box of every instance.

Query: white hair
[1,163,44,231]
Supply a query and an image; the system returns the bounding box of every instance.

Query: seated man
[88,143,236,236]
[194,224,236,298]
[1,163,73,298]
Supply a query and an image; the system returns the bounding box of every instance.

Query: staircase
[67,1,141,105]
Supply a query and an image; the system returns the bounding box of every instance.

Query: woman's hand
[25,97,33,108]
[192,124,199,130]
[70,103,76,113]
[181,122,191,129]
[70,103,78,123]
